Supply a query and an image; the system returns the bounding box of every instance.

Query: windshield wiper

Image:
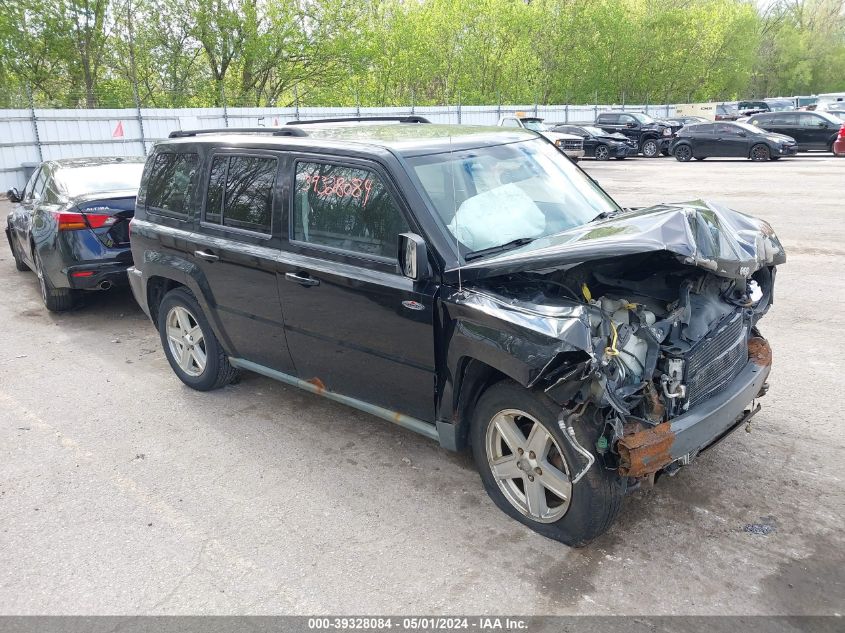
[464,237,537,261]
[589,210,618,222]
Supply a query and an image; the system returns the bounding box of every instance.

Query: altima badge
[402,300,425,311]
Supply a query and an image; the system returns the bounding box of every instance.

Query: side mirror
[6,188,21,203]
[398,232,429,281]
[626,122,636,128]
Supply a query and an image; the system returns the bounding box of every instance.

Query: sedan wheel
[594,144,610,161]
[674,144,693,162]
[750,144,771,161]
[165,305,207,377]
[484,408,572,523]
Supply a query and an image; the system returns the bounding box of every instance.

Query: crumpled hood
[451,200,786,281]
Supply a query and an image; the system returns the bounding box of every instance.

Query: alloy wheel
[675,145,692,162]
[166,306,207,377]
[642,140,659,157]
[594,145,610,160]
[485,409,572,523]
[751,145,770,161]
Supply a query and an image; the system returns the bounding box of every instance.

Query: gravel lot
[1,155,843,615]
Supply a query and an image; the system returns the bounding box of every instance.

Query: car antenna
[449,131,463,294]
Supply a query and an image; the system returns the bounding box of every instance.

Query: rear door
[185,149,295,374]
[691,124,717,155]
[595,113,621,136]
[10,166,46,264]
[797,113,835,149]
[276,155,438,422]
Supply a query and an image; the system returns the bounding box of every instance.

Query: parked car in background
[127,120,783,546]
[672,116,710,127]
[5,157,146,311]
[823,109,845,121]
[497,114,584,159]
[592,111,677,157]
[764,98,796,112]
[746,110,843,153]
[551,124,638,160]
[737,101,769,116]
[715,104,741,121]
[671,122,797,162]
[816,92,845,112]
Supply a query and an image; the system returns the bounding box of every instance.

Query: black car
[737,100,770,116]
[5,157,145,311]
[592,111,677,157]
[746,111,842,152]
[671,122,797,162]
[128,119,783,546]
[551,124,638,160]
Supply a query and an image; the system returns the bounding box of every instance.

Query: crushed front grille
[684,312,748,408]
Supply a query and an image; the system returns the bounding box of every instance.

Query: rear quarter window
[203,155,277,235]
[145,152,199,218]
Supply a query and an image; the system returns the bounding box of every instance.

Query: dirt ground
[0,155,843,615]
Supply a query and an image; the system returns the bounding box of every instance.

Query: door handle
[285,272,320,287]
[194,250,219,262]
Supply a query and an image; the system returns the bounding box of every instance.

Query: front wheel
[641,138,660,158]
[158,287,239,391]
[750,144,771,161]
[470,380,626,547]
[594,144,610,161]
[673,144,693,162]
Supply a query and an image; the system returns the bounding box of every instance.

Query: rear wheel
[674,144,693,162]
[158,287,239,391]
[594,144,610,161]
[8,230,28,271]
[470,380,626,547]
[750,144,771,161]
[641,138,660,158]
[33,249,74,312]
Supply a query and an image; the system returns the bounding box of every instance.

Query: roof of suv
[161,123,537,158]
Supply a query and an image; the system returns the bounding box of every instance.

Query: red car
[834,124,845,156]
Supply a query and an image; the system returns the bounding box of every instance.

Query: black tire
[673,144,693,162]
[594,144,610,161]
[641,138,660,158]
[470,380,626,547]
[750,143,771,161]
[7,230,28,271]
[158,287,239,391]
[770,156,781,161]
[33,249,74,312]
[694,156,706,161]
[614,156,627,160]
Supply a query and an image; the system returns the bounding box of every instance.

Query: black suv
[746,111,843,152]
[128,118,784,546]
[593,111,678,157]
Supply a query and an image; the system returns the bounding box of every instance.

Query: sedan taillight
[838,124,845,140]
[53,211,115,231]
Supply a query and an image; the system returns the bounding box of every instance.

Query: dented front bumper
[618,338,772,477]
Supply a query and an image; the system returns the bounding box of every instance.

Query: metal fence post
[294,85,300,121]
[457,89,461,124]
[221,83,229,127]
[565,103,569,123]
[26,82,43,162]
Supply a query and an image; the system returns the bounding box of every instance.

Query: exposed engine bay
[474,250,776,479]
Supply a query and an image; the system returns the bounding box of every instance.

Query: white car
[497,115,585,160]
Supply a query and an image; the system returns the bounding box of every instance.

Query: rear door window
[146,152,199,217]
[204,155,277,235]
[597,113,619,125]
[292,161,409,260]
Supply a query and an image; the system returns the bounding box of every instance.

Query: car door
[690,124,717,155]
[559,126,594,154]
[714,123,749,157]
[771,112,801,144]
[276,155,438,422]
[798,113,834,149]
[9,166,46,265]
[177,149,296,375]
[595,113,621,136]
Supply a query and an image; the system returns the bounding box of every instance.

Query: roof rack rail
[168,127,308,138]
[285,115,431,125]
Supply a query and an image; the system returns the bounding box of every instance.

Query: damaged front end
[444,201,783,482]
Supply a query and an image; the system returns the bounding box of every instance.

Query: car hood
[539,131,581,141]
[449,200,785,281]
[594,132,629,142]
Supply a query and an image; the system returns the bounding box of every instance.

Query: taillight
[53,211,114,231]
[838,124,845,139]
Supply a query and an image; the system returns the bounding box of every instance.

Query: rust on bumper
[617,422,675,477]
[748,336,772,367]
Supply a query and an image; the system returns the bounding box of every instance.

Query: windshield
[584,126,611,136]
[521,119,549,132]
[630,112,655,124]
[57,162,145,197]
[408,138,621,256]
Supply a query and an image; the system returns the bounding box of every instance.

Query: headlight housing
[554,139,563,147]
[662,128,672,136]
